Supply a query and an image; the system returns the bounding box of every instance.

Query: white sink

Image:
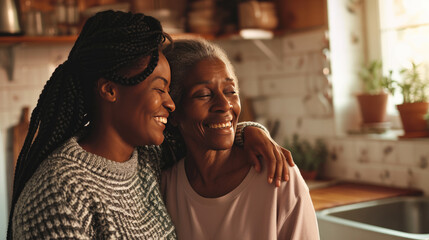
[317,196,429,240]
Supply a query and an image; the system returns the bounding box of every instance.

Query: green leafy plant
[359,60,395,95]
[397,62,429,103]
[284,134,328,172]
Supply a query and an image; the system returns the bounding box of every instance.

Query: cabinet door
[275,0,328,30]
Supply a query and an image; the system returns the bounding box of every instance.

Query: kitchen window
[366,0,429,123]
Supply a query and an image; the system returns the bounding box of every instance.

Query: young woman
[162,39,319,240]
[9,11,292,239]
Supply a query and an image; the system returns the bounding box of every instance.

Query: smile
[208,121,232,129]
[154,117,167,124]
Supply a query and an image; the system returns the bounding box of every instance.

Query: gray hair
[163,38,238,106]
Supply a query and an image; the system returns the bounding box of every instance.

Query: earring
[229,103,233,108]
[112,97,117,102]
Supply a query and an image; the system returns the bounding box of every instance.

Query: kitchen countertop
[309,181,423,211]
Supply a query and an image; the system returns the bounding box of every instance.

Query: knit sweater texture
[12,135,176,239]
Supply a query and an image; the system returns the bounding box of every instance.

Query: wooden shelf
[0,32,218,45]
[0,35,78,44]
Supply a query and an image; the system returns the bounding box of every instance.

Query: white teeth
[155,117,167,124]
[208,121,232,129]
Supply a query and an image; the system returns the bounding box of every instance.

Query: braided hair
[8,10,170,239]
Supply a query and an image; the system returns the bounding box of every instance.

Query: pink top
[162,160,320,240]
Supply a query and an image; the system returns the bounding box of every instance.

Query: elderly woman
[162,39,319,240]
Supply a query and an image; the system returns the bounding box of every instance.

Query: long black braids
[8,10,170,239]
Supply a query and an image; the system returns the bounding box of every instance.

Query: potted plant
[284,134,328,180]
[357,60,395,125]
[396,62,429,138]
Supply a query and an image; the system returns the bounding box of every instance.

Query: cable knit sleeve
[235,121,270,147]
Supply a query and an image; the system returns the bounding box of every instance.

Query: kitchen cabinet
[275,0,328,30]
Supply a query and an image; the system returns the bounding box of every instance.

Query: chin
[151,135,165,146]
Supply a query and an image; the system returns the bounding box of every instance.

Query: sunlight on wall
[327,0,366,134]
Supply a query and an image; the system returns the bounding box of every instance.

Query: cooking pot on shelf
[0,0,22,35]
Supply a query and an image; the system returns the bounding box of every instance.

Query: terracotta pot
[300,170,318,180]
[356,93,388,124]
[396,102,429,136]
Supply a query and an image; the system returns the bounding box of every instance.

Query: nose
[211,93,231,112]
[164,92,176,112]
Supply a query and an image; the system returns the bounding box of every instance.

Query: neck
[185,148,232,182]
[184,145,250,197]
[78,124,134,163]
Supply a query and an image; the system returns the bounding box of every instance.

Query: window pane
[379,0,429,106]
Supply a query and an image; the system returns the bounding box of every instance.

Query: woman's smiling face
[175,57,241,150]
[112,53,175,146]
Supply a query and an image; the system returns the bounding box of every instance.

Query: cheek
[140,93,162,113]
[232,98,241,118]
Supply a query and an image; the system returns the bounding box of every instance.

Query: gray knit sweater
[12,136,176,239]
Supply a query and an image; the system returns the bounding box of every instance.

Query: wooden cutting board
[12,106,30,173]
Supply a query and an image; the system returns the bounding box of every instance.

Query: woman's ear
[97,78,118,102]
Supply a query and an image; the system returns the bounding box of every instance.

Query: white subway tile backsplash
[306,52,326,73]
[380,141,398,164]
[276,116,304,143]
[327,138,357,164]
[0,69,8,86]
[251,98,269,117]
[414,142,429,170]
[300,117,335,137]
[355,139,383,163]
[238,77,259,98]
[397,141,418,167]
[386,166,410,188]
[407,168,429,193]
[281,54,310,75]
[259,75,307,97]
[266,96,304,117]
[0,88,8,111]
[282,29,328,54]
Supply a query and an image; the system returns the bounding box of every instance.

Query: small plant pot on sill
[357,93,389,124]
[397,102,429,138]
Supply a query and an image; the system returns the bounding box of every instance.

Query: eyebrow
[192,78,235,86]
[152,77,169,86]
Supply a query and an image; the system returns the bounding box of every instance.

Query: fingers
[277,146,290,182]
[273,147,283,187]
[282,158,289,182]
[282,148,295,166]
[264,147,277,185]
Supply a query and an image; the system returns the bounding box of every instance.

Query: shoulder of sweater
[15,157,85,215]
[29,156,96,199]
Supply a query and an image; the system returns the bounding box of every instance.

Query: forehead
[185,58,236,85]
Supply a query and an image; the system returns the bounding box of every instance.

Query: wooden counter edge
[310,181,423,211]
